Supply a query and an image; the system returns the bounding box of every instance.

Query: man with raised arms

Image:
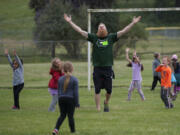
[64,13,141,112]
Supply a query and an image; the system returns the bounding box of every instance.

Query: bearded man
[64,13,141,112]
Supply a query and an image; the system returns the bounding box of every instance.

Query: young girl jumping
[52,61,79,135]
[48,58,64,112]
[125,48,145,101]
[4,49,24,110]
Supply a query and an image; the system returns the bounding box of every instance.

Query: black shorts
[93,66,114,94]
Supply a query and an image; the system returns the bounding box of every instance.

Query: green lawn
[0,0,34,39]
[0,1,180,134]
[0,87,180,135]
[0,60,155,88]
[0,60,180,135]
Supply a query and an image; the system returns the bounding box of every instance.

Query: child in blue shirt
[4,49,24,110]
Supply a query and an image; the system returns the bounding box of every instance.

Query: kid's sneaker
[172,94,177,101]
[170,92,177,101]
[165,103,174,109]
[52,129,58,135]
[170,103,174,109]
[12,106,19,110]
[104,101,109,112]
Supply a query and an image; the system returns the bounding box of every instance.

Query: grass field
[0,60,156,88]
[0,1,180,134]
[0,0,34,40]
[0,87,180,135]
[0,60,180,135]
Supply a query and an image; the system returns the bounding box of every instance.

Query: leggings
[55,98,75,133]
[48,94,58,112]
[151,76,161,90]
[13,83,24,108]
[128,80,145,100]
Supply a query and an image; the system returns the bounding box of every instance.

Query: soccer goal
[87,7,180,90]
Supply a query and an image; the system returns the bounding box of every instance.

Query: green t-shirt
[87,33,118,67]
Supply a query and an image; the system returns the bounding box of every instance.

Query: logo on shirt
[96,39,109,48]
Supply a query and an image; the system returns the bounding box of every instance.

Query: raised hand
[64,13,71,22]
[126,48,130,53]
[4,49,8,55]
[133,50,137,56]
[132,16,141,24]
[13,49,16,56]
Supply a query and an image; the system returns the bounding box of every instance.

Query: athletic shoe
[12,106,19,110]
[170,103,174,109]
[126,98,131,101]
[104,101,109,112]
[52,129,58,135]
[165,103,174,109]
[172,94,177,101]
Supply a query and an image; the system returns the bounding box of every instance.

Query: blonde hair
[163,56,171,65]
[51,57,62,72]
[63,61,73,92]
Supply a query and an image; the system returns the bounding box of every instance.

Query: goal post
[87,7,180,91]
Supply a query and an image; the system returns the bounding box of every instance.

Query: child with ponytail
[52,61,79,135]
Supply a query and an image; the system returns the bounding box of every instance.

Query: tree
[30,0,148,58]
[113,15,148,57]
[29,0,50,23]
[79,0,115,8]
[34,0,88,58]
[154,0,180,25]
[62,0,115,8]
[176,0,180,6]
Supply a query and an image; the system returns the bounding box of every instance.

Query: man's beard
[96,30,108,38]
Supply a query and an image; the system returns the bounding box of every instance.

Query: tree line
[29,0,180,58]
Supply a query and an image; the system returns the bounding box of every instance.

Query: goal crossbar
[88,7,180,13]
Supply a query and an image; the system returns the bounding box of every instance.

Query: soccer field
[0,60,154,88]
[0,60,180,135]
[0,0,180,134]
[0,87,180,135]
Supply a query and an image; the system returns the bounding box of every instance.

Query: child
[48,58,64,112]
[169,59,177,101]
[171,54,180,94]
[156,56,173,109]
[4,49,24,110]
[170,69,177,101]
[52,61,79,135]
[151,52,161,91]
[125,48,145,101]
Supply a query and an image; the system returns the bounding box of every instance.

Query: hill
[0,0,34,40]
